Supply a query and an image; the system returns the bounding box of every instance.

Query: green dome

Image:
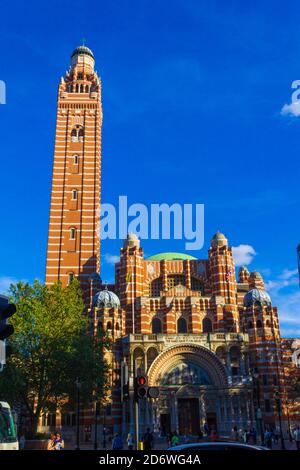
[147,252,197,261]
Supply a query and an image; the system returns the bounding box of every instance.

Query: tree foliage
[0,279,109,437]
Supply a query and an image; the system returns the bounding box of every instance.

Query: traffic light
[134,375,160,401]
[134,375,148,401]
[0,296,16,341]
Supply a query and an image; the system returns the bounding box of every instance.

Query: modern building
[41,45,300,443]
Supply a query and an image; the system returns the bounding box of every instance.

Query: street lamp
[75,377,82,451]
[102,405,107,449]
[94,398,100,450]
[252,370,264,445]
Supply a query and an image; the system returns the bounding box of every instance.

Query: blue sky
[0,0,299,336]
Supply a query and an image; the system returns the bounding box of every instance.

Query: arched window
[177,317,187,333]
[115,322,120,331]
[202,317,212,333]
[248,320,253,329]
[147,347,158,370]
[73,155,79,164]
[85,85,90,93]
[70,227,76,240]
[68,272,74,285]
[216,346,227,365]
[133,348,144,375]
[80,84,84,93]
[256,319,262,328]
[106,321,112,331]
[152,317,162,334]
[71,126,84,143]
[266,320,270,327]
[72,189,77,200]
[78,128,84,142]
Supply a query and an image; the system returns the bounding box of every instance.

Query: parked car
[168,441,268,451]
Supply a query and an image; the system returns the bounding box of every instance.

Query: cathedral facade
[43,45,300,442]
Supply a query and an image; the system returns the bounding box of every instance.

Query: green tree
[0,279,109,437]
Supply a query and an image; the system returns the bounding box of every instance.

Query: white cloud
[232,244,256,267]
[281,101,300,117]
[103,254,120,265]
[265,268,300,337]
[0,276,18,294]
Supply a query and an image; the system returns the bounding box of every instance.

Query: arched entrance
[147,345,228,436]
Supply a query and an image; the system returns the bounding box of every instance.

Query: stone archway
[147,344,228,387]
[147,344,228,436]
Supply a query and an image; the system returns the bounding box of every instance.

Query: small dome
[71,45,94,60]
[125,232,140,248]
[211,231,228,247]
[250,271,263,279]
[93,288,120,309]
[239,266,249,273]
[244,288,272,307]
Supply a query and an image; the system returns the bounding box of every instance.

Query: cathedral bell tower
[45,46,102,299]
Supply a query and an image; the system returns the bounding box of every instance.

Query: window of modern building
[72,189,77,200]
[73,154,79,164]
[177,317,187,333]
[68,272,74,285]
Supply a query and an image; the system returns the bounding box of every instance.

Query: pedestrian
[126,433,134,450]
[242,429,248,444]
[171,431,179,447]
[231,426,239,441]
[264,429,272,449]
[209,428,218,441]
[143,427,154,451]
[112,433,123,450]
[47,433,56,450]
[19,432,26,450]
[294,426,300,450]
[54,432,65,450]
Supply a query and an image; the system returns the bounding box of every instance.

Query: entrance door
[206,412,217,433]
[160,414,171,436]
[178,398,200,435]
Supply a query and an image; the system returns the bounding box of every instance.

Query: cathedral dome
[244,288,271,307]
[71,45,94,60]
[93,288,120,309]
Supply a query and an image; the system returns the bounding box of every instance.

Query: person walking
[264,429,272,449]
[171,431,179,447]
[54,432,65,450]
[294,426,300,450]
[47,433,56,451]
[126,433,134,450]
[143,428,154,451]
[112,433,123,450]
[19,432,26,450]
